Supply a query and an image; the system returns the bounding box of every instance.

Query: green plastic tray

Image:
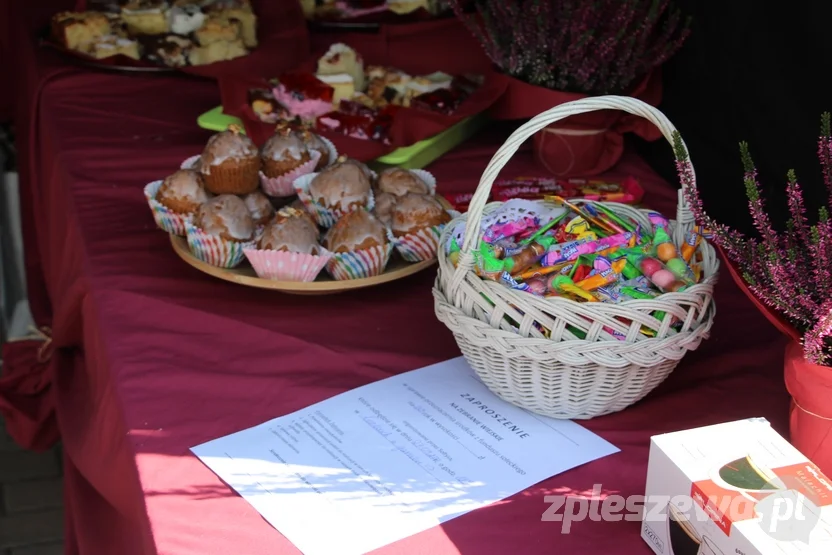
[196,106,487,170]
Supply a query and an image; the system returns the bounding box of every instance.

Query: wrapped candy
[625,252,690,293]
[541,232,635,267]
[574,258,626,291]
[549,275,598,302]
[647,211,669,232]
[652,227,697,282]
[484,216,540,244]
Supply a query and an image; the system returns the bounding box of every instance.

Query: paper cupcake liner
[181,155,201,170]
[260,150,322,198]
[185,221,254,268]
[318,136,339,169]
[244,247,332,282]
[325,242,393,280]
[394,223,446,262]
[293,172,376,228]
[144,180,191,236]
[408,169,437,196]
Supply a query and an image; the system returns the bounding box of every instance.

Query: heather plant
[673,114,832,366]
[450,0,690,96]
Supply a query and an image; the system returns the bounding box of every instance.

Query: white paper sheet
[192,357,619,555]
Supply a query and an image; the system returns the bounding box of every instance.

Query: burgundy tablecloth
[2,4,791,555]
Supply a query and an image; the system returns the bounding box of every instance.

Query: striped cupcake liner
[394,223,446,262]
[185,220,254,269]
[144,180,190,236]
[293,172,376,228]
[260,150,321,198]
[325,242,393,280]
[244,247,332,282]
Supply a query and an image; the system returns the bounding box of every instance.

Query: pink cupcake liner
[293,172,376,228]
[185,220,254,269]
[394,223,446,263]
[259,150,322,198]
[180,155,201,170]
[325,242,393,280]
[144,180,191,236]
[244,247,332,282]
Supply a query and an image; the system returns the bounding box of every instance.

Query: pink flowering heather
[449,0,690,95]
[673,114,832,366]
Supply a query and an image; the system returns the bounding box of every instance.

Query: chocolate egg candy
[640,257,663,276]
[665,257,689,278]
[651,269,676,289]
[656,242,678,262]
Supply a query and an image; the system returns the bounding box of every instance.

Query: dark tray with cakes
[43,0,258,71]
[303,0,460,30]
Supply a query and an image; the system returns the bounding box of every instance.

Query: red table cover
[2,2,791,555]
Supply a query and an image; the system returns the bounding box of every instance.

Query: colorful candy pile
[445,199,710,338]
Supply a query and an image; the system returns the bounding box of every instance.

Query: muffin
[242,191,275,226]
[288,199,318,228]
[308,160,372,213]
[390,193,451,237]
[261,127,312,178]
[259,207,320,254]
[299,130,331,169]
[200,125,261,195]
[341,157,373,180]
[372,191,397,227]
[377,167,430,197]
[324,209,388,253]
[156,169,211,214]
[193,194,255,242]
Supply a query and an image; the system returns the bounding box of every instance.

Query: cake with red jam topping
[273,71,336,121]
[200,125,261,195]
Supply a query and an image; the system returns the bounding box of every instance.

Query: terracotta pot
[784,340,832,476]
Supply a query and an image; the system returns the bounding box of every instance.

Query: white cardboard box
[641,418,832,555]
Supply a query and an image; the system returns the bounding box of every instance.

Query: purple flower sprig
[449,0,690,96]
[672,115,832,366]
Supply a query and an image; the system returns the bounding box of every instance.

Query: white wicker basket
[434,96,719,419]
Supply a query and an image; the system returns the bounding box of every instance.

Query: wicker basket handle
[452,95,696,282]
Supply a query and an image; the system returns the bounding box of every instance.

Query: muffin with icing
[156,169,211,214]
[242,190,275,226]
[258,207,320,254]
[323,209,392,279]
[308,159,372,213]
[324,209,388,254]
[200,125,261,195]
[299,130,332,170]
[372,191,397,227]
[390,193,451,237]
[244,206,331,282]
[193,194,255,242]
[288,198,317,227]
[377,167,431,197]
[261,127,312,178]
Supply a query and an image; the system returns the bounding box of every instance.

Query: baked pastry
[299,130,331,169]
[248,89,289,124]
[204,0,257,48]
[324,209,388,253]
[372,191,397,227]
[288,199,318,228]
[377,168,430,196]
[390,193,451,237]
[168,4,205,35]
[193,194,255,242]
[259,207,320,253]
[156,169,210,214]
[242,191,275,226]
[387,0,430,14]
[315,74,355,106]
[200,125,261,195]
[194,14,241,45]
[85,35,140,59]
[121,1,170,35]
[139,34,192,67]
[52,12,111,51]
[188,38,247,65]
[308,160,372,213]
[272,72,335,121]
[317,43,365,91]
[341,157,373,179]
[261,127,312,178]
